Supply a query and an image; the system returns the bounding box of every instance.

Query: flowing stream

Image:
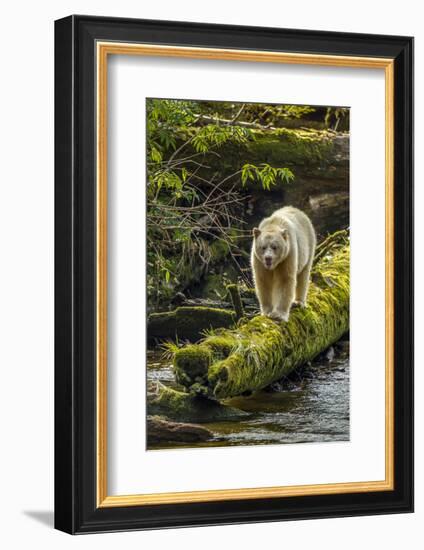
[147,345,350,450]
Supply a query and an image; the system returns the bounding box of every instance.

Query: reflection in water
[147,347,349,450]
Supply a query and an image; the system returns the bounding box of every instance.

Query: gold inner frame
[96,42,395,508]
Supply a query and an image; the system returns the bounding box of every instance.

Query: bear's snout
[264,256,273,268]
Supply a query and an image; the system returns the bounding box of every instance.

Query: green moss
[174,332,237,385]
[174,344,212,382]
[245,129,335,170]
[204,335,236,358]
[173,230,350,399]
[147,385,249,423]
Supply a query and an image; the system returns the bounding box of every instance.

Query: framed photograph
[54,15,413,534]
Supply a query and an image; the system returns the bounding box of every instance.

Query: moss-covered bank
[173,230,350,399]
[148,385,249,422]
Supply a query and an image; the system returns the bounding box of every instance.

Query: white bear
[251,206,316,322]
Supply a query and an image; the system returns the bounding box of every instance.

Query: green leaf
[150,146,162,163]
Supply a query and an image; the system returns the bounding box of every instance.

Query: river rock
[325,346,335,362]
[147,415,213,444]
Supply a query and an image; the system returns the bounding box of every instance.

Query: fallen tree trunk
[173,231,349,400]
[148,306,235,342]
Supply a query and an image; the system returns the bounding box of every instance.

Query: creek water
[147,346,349,450]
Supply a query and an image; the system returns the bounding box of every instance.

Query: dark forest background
[146,99,349,313]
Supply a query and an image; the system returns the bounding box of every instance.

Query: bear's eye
[261,246,266,252]
[271,244,277,251]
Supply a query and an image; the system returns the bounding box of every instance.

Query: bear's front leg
[269,274,296,322]
[252,255,273,315]
[256,279,273,316]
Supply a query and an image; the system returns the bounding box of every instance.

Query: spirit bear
[251,206,316,322]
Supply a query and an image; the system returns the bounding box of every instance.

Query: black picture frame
[55,15,414,534]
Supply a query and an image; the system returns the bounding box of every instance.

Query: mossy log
[173,231,349,400]
[205,129,348,182]
[147,384,250,422]
[244,129,340,169]
[148,306,236,342]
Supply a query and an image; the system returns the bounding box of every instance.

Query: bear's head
[253,227,290,270]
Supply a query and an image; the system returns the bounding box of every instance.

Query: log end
[147,310,177,340]
[174,344,212,384]
[174,334,236,388]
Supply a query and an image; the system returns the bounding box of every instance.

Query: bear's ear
[281,228,288,239]
[253,228,261,238]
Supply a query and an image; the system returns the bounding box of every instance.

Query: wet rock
[183,297,232,309]
[309,192,349,212]
[335,340,350,353]
[325,346,335,362]
[171,292,186,306]
[267,378,300,392]
[147,415,213,444]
